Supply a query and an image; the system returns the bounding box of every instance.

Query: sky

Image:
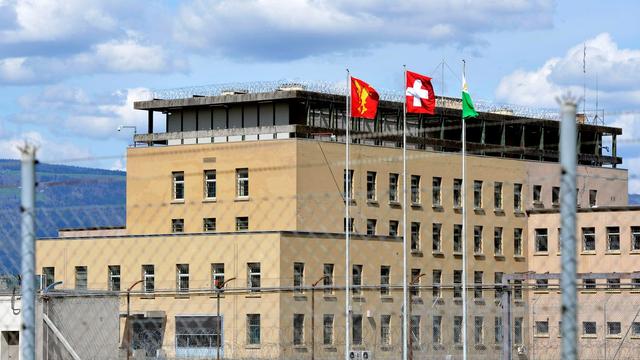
[0,0,639,190]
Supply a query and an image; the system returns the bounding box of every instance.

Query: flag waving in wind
[462,74,479,119]
[405,70,435,114]
[351,77,379,119]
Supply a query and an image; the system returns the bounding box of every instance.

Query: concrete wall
[0,297,20,360]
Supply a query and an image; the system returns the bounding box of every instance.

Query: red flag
[351,77,379,120]
[405,70,436,114]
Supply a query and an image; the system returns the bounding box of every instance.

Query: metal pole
[345,69,351,360]
[461,60,469,360]
[19,144,36,360]
[217,289,221,360]
[500,279,512,360]
[560,96,578,360]
[402,64,409,360]
[127,290,131,360]
[312,285,315,360]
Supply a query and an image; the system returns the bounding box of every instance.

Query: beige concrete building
[35,87,632,359]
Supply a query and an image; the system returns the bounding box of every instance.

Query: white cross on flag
[405,70,435,114]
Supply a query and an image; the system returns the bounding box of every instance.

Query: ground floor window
[175,316,222,358]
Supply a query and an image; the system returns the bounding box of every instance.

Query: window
[454,316,463,344]
[411,175,421,204]
[514,228,523,256]
[108,265,120,292]
[494,182,503,210]
[607,277,620,290]
[557,228,562,254]
[142,265,154,293]
[514,317,524,344]
[177,264,189,293]
[293,314,304,345]
[366,171,377,201]
[582,227,596,252]
[323,264,334,294]
[453,178,462,208]
[380,266,390,296]
[389,220,399,237]
[411,222,421,251]
[494,272,504,299]
[236,216,249,231]
[344,217,354,233]
[247,314,261,345]
[343,169,354,199]
[535,321,549,336]
[75,266,87,290]
[608,322,621,336]
[607,227,620,251]
[494,227,503,255]
[533,184,542,204]
[366,219,377,236]
[352,314,363,345]
[389,173,399,203]
[432,223,442,252]
[495,317,503,343]
[536,279,549,290]
[352,264,363,295]
[411,268,421,297]
[633,278,640,289]
[514,183,522,211]
[632,226,640,251]
[432,269,442,298]
[514,280,522,300]
[432,177,442,206]
[583,278,596,290]
[293,262,304,292]
[535,228,549,253]
[212,263,224,289]
[323,315,334,345]
[474,225,483,254]
[204,170,216,199]
[381,315,391,346]
[474,271,483,299]
[552,186,560,207]
[589,189,597,207]
[175,316,220,353]
[632,322,640,337]
[583,321,597,336]
[410,315,421,345]
[473,180,483,208]
[203,217,216,232]
[247,263,261,291]
[172,218,184,233]
[173,171,184,200]
[453,224,462,253]
[433,315,442,345]
[42,267,55,289]
[236,168,249,197]
[454,270,462,298]
[474,316,484,345]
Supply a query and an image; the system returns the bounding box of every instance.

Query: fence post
[20,144,37,360]
[559,96,578,360]
[501,278,512,360]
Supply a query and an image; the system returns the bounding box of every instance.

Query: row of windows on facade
[534,226,640,254]
[533,320,640,339]
[171,169,248,201]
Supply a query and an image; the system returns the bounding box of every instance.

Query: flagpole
[402,64,409,360]
[461,59,468,360]
[345,68,351,360]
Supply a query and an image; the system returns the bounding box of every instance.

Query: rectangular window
[536,279,549,290]
[343,169,354,199]
[236,216,249,231]
[352,264,363,295]
[514,280,522,300]
[632,226,640,251]
[474,316,484,345]
[432,223,442,252]
[535,228,549,253]
[43,267,55,289]
[583,278,596,290]
[380,266,390,296]
[432,177,442,206]
[173,171,184,200]
[608,322,621,336]
[389,220,399,237]
[514,228,523,256]
[607,277,620,289]
[410,315,421,345]
[633,278,640,289]
[380,315,391,346]
[494,227,503,255]
[175,316,221,352]
[248,263,261,292]
[212,263,224,289]
[533,184,542,204]
[494,272,504,299]
[453,178,462,208]
[552,186,560,207]
[366,219,377,236]
[247,314,261,345]
[204,170,216,199]
[411,222,421,251]
[108,265,120,292]
[172,218,184,233]
[557,228,562,254]
[607,226,620,251]
[389,173,399,203]
[352,314,363,345]
[293,314,304,345]
[432,269,442,298]
[411,175,421,204]
[433,315,442,345]
[454,316,463,344]
[632,322,640,337]
[344,217,354,233]
[236,168,249,197]
[293,262,304,292]
[203,217,216,232]
[514,317,524,344]
[75,266,87,290]
[323,264,334,294]
[514,183,522,211]
[177,264,189,293]
[410,268,421,297]
[536,321,549,336]
[494,182,503,210]
[583,321,597,336]
[453,224,462,253]
[474,271,483,299]
[454,270,462,298]
[473,180,483,208]
[142,265,154,293]
[495,317,503,343]
[589,189,597,207]
[474,225,483,254]
[323,315,334,345]
[366,171,377,201]
[582,227,596,252]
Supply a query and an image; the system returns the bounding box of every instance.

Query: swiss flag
[405,70,435,114]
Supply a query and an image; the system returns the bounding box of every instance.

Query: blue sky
[0,0,639,189]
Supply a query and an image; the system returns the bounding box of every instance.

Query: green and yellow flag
[462,74,479,119]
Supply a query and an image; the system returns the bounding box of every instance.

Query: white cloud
[624,157,640,194]
[0,131,91,163]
